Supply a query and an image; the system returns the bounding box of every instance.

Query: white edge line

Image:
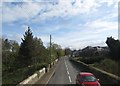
[45,68,56,85]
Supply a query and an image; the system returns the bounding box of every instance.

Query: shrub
[79,57,104,64]
[93,59,119,76]
[2,62,49,85]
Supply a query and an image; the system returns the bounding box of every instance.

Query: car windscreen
[81,75,97,82]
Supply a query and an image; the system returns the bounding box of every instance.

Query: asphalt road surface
[35,56,118,86]
[48,56,79,84]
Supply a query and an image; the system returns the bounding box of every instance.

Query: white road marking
[65,61,68,71]
[64,60,66,65]
[68,76,72,83]
[64,60,72,83]
[66,66,68,70]
[45,68,56,85]
[67,71,69,75]
[66,64,68,68]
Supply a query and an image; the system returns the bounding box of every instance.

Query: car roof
[79,72,94,76]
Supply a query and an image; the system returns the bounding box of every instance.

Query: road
[35,56,119,85]
[48,56,80,84]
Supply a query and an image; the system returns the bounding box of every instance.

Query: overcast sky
[1,0,119,49]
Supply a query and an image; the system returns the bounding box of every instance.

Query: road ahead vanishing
[48,56,81,84]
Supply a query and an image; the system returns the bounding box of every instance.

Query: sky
[1,0,119,49]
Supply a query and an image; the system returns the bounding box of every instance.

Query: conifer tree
[18,27,34,67]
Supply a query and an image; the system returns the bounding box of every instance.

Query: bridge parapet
[17,59,58,86]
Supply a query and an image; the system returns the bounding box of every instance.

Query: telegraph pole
[50,35,52,63]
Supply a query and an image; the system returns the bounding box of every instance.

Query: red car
[76,72,101,86]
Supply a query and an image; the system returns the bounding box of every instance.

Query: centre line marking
[67,71,69,74]
[66,66,68,70]
[68,76,72,83]
[65,60,72,83]
[65,61,68,70]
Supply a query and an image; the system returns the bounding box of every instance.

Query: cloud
[2,0,119,24]
[98,0,113,6]
[32,0,101,23]
[21,25,29,32]
[2,2,42,23]
[48,15,118,49]
[52,33,107,49]
[85,19,117,32]
[50,28,100,49]
[2,0,113,23]
[2,0,119,49]
[2,33,23,44]
[34,7,118,49]
[2,0,33,2]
